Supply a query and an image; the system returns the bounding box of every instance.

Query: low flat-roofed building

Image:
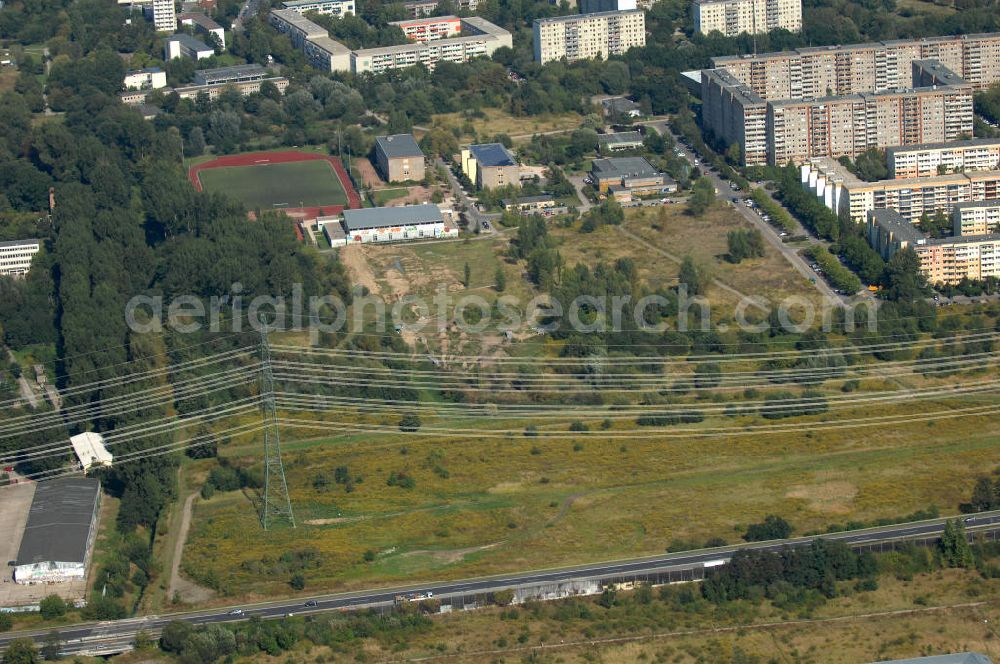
[598,131,644,152]
[14,478,101,585]
[173,75,289,99]
[953,200,1000,236]
[178,11,226,49]
[591,156,672,194]
[375,134,425,183]
[71,432,113,472]
[193,63,267,86]
[462,143,520,189]
[123,67,167,90]
[503,195,558,211]
[888,138,1000,179]
[164,33,214,60]
[0,239,41,277]
[281,0,356,16]
[321,204,458,245]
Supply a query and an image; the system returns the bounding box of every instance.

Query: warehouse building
[320,204,458,246]
[13,478,101,585]
[693,0,801,37]
[461,143,520,189]
[887,139,1000,179]
[0,239,41,277]
[374,134,425,183]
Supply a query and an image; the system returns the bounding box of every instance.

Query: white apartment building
[953,201,1000,236]
[388,15,462,43]
[533,9,645,64]
[281,0,356,16]
[123,67,167,91]
[693,0,801,37]
[0,239,41,277]
[152,0,177,32]
[887,139,1000,179]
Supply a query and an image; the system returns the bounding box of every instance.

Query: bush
[399,414,421,432]
[39,594,67,620]
[0,613,12,632]
[289,573,306,590]
[743,515,793,541]
[387,471,415,489]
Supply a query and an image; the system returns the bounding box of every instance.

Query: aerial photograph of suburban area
[2,0,1000,660]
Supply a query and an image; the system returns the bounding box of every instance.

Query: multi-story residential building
[868,208,1000,285]
[692,0,801,37]
[151,0,177,32]
[404,0,479,16]
[712,33,1000,96]
[178,12,226,49]
[272,10,509,73]
[887,139,1000,179]
[703,57,973,165]
[123,67,167,90]
[389,16,462,42]
[952,200,1000,236]
[374,134,426,183]
[461,144,520,189]
[280,0,355,16]
[0,240,41,277]
[579,0,637,12]
[532,10,645,64]
[802,157,1000,224]
[164,33,214,60]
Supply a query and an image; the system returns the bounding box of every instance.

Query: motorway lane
[4,511,1000,655]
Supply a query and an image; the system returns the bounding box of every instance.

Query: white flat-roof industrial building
[70,432,113,472]
[13,478,101,585]
[0,239,41,277]
[321,204,458,246]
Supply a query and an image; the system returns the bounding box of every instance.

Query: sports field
[197,160,348,210]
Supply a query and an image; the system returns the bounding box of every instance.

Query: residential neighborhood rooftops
[342,204,444,231]
[15,478,101,567]
[376,134,424,159]
[469,143,517,168]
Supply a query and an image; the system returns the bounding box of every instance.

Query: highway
[3,511,999,656]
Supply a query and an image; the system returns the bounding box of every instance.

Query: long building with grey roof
[14,478,101,584]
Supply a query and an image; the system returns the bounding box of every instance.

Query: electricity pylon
[259,325,295,530]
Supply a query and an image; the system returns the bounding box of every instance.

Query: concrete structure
[281,0,356,16]
[953,200,1000,236]
[70,432,113,472]
[178,11,225,49]
[598,131,644,152]
[579,0,636,12]
[389,15,462,42]
[533,10,645,64]
[868,208,1000,285]
[320,204,458,245]
[375,134,425,183]
[703,59,973,166]
[801,158,1000,223]
[887,138,1000,179]
[164,33,214,59]
[13,478,101,585]
[151,0,177,32]
[0,239,40,277]
[272,10,509,74]
[123,67,167,91]
[590,156,673,195]
[693,0,801,37]
[711,33,1000,97]
[462,143,519,189]
[353,16,511,73]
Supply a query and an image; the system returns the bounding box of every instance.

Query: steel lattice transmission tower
[259,326,295,529]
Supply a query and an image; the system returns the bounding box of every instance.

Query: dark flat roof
[869,208,926,244]
[342,204,443,231]
[469,143,516,168]
[15,478,100,566]
[376,134,424,159]
[887,138,1000,156]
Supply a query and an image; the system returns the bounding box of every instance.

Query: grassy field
[429,108,585,143]
[371,187,409,206]
[197,160,347,209]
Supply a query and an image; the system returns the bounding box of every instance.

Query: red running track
[187,150,362,219]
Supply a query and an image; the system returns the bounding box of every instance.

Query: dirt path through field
[167,493,215,604]
[340,245,381,296]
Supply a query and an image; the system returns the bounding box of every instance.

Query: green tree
[463,261,471,288]
[2,638,39,664]
[39,595,67,620]
[399,413,421,432]
[40,632,61,661]
[743,515,792,541]
[494,266,506,292]
[971,477,996,512]
[882,248,927,302]
[678,255,703,296]
[289,573,306,590]
[686,177,715,216]
[0,613,12,632]
[940,518,974,568]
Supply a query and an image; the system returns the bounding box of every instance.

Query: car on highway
[305,599,318,607]
[228,609,244,616]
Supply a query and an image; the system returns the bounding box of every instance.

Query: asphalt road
[4,512,999,656]
[438,157,488,232]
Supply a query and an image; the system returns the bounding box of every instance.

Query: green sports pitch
[196,160,348,209]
